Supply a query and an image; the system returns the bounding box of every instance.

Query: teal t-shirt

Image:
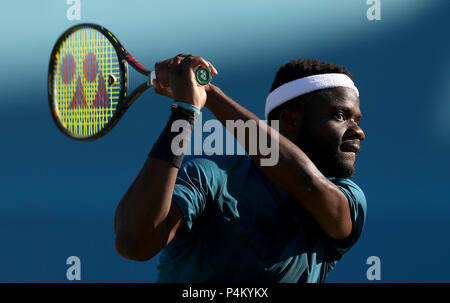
[157,155,367,283]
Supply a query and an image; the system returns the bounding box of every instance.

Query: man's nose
[349,120,365,141]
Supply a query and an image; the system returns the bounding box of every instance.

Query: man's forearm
[205,84,352,240]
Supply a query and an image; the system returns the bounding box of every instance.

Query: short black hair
[267,59,353,122]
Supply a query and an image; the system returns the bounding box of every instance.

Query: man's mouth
[340,142,360,154]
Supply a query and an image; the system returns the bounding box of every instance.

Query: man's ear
[280,110,303,139]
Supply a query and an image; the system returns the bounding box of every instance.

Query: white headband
[265,73,359,120]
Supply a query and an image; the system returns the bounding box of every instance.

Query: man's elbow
[325,206,353,240]
[328,220,352,240]
[322,185,353,241]
[114,231,161,262]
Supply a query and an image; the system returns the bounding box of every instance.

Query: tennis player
[114,54,367,282]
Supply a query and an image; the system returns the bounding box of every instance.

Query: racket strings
[54,27,121,138]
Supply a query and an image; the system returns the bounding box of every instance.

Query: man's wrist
[172,101,201,115]
[148,108,196,168]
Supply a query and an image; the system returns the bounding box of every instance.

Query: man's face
[289,87,365,178]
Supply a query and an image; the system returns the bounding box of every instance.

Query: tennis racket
[48,23,211,140]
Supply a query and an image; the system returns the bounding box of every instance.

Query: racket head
[48,23,129,140]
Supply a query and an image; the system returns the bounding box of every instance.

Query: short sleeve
[172,156,223,231]
[327,178,367,259]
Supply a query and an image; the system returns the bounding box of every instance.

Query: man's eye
[335,113,345,121]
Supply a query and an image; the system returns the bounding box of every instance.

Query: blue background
[0,0,449,282]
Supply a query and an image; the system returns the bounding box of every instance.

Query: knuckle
[185,54,196,61]
[170,66,183,76]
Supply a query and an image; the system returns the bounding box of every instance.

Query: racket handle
[148,67,211,87]
[149,71,157,86]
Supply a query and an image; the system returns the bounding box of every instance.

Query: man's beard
[295,128,356,179]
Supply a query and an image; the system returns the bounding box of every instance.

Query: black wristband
[148,108,197,168]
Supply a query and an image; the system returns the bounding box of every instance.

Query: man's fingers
[198,57,218,76]
[155,54,196,87]
[175,54,186,64]
[206,60,218,76]
[181,55,218,76]
[156,54,217,90]
[152,79,164,93]
[152,79,162,90]
[153,79,173,97]
[154,61,169,88]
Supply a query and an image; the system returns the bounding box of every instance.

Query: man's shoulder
[328,177,364,193]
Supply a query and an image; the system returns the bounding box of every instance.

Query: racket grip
[149,71,157,86]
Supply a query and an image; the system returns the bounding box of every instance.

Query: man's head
[267,59,365,178]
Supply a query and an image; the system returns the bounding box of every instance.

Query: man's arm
[114,55,217,261]
[205,84,352,240]
[114,158,185,261]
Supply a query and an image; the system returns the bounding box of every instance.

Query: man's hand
[153,54,218,109]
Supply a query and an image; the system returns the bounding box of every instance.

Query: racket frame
[48,23,153,141]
